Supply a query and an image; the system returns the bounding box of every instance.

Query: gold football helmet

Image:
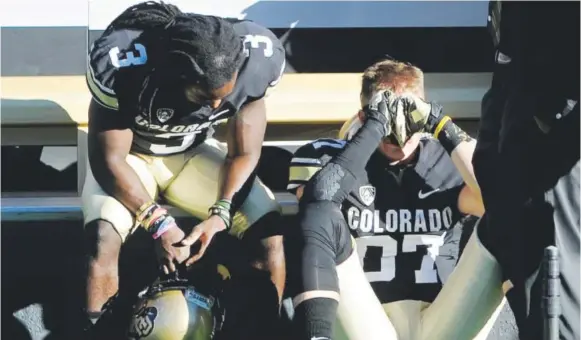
[127,275,225,340]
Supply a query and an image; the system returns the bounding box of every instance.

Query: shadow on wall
[1,98,84,193]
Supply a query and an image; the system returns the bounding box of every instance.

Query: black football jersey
[87,19,285,155]
[289,137,466,303]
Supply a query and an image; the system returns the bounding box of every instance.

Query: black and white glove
[395,93,446,137]
[362,90,395,137]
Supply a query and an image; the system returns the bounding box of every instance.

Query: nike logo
[418,188,440,199]
[209,109,230,121]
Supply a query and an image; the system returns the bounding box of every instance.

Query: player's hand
[178,215,227,266]
[154,224,190,274]
[393,92,445,135]
[363,90,395,136]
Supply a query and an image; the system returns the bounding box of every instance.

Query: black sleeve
[493,2,579,125]
[86,28,147,116]
[228,20,286,109]
[300,116,386,205]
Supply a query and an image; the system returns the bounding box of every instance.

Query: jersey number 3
[356,234,445,284]
[242,35,273,58]
[109,44,148,68]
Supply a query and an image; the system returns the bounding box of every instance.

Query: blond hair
[360,59,424,106]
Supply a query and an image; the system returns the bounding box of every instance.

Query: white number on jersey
[148,134,196,154]
[242,35,273,58]
[145,123,211,155]
[109,43,148,68]
[312,139,346,150]
[356,234,445,284]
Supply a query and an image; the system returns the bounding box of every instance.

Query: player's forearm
[301,116,386,205]
[219,153,260,202]
[91,157,153,214]
[434,119,481,197]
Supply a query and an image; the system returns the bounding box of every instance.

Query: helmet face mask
[128,278,224,340]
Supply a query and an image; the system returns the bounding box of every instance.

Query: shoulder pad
[86,28,149,110]
[287,139,346,190]
[226,21,286,110]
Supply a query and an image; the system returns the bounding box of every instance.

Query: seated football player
[286,59,507,340]
[81,1,286,336]
[284,90,399,340]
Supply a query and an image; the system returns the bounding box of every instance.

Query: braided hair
[109,1,244,90]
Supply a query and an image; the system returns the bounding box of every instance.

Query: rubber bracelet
[136,201,156,221]
[142,207,168,231]
[209,205,231,230]
[152,216,177,239]
[432,115,452,139]
[137,203,158,224]
[214,199,232,210]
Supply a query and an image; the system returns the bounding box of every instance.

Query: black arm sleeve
[300,116,386,205]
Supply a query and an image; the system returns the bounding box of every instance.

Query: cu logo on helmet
[128,306,158,339]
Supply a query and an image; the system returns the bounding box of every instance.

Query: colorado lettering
[347,206,453,233]
[135,116,211,134]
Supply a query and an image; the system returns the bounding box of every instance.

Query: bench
[1,72,491,221]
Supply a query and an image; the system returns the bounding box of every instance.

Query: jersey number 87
[356,234,445,284]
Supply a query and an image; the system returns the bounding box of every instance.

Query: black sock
[87,310,103,324]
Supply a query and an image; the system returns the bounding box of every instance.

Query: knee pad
[293,298,339,340]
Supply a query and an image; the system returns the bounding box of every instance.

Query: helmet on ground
[127,275,226,340]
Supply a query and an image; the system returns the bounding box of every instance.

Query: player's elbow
[458,186,485,217]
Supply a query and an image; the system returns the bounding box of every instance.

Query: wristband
[432,115,452,139]
[434,119,473,154]
[136,201,159,224]
[209,199,232,230]
[141,207,168,231]
[151,215,177,239]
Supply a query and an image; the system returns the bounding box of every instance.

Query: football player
[286,59,506,340]
[81,1,286,335]
[475,2,579,339]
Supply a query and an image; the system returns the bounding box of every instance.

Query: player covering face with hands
[286,59,506,340]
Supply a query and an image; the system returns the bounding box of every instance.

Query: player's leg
[286,202,343,340]
[380,300,427,340]
[335,244,399,340]
[287,201,393,340]
[81,154,158,326]
[533,159,580,340]
[419,220,505,340]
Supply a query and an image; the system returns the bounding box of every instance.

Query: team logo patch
[156,108,174,123]
[358,185,376,206]
[185,289,215,310]
[128,306,158,339]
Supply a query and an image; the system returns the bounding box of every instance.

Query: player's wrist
[136,203,178,239]
[209,199,232,231]
[424,102,446,134]
[433,118,473,154]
